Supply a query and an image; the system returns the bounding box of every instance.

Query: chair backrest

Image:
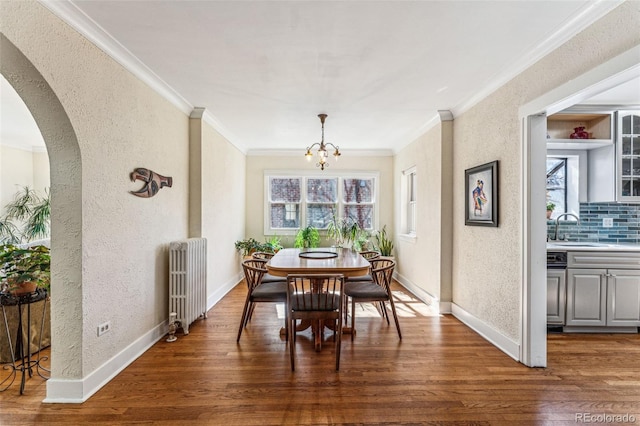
[369,258,395,292]
[252,252,274,260]
[359,251,380,261]
[242,258,267,290]
[286,274,344,312]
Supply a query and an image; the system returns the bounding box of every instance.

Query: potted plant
[374,225,394,258]
[294,226,320,249]
[546,202,555,219]
[0,186,50,245]
[326,214,360,248]
[235,238,261,257]
[265,235,283,253]
[0,244,51,295]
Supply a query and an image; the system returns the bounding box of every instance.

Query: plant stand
[0,288,50,394]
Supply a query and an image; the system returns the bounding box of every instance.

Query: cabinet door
[547,270,566,325]
[617,111,640,201]
[607,269,640,326]
[566,269,607,326]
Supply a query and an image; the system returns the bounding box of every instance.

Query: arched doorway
[1,34,84,401]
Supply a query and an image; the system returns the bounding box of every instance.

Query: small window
[407,170,417,234]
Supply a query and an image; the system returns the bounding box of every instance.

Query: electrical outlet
[603,218,614,228]
[97,321,111,336]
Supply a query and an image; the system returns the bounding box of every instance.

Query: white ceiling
[1,1,633,154]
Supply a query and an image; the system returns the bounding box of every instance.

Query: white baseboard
[451,303,520,362]
[45,319,168,403]
[45,272,244,403]
[393,272,438,309]
[207,272,243,311]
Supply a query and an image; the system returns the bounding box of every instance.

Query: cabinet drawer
[568,251,640,269]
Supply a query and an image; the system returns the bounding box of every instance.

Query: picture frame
[465,160,498,227]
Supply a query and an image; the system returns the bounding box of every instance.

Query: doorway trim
[519,45,640,367]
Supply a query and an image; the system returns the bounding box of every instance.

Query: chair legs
[348,298,402,341]
[237,295,253,342]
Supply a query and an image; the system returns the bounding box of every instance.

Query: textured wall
[245,154,393,248]
[201,120,246,293]
[451,1,640,341]
[1,0,190,380]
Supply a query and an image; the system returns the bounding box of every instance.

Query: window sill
[398,233,417,243]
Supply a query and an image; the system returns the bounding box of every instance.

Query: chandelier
[305,113,341,170]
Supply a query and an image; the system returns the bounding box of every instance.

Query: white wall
[245,154,394,248]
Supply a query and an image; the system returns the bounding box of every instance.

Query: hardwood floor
[2,281,640,425]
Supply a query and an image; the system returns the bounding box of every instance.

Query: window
[407,171,417,234]
[402,167,417,235]
[268,177,301,229]
[546,157,566,219]
[265,171,378,234]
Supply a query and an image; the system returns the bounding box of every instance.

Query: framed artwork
[465,160,498,227]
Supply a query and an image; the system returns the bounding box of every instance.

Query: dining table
[266,247,371,350]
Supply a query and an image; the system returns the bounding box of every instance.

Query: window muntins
[268,177,301,229]
[265,171,379,235]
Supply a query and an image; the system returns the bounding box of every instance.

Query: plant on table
[326,213,360,248]
[294,226,320,249]
[0,244,51,295]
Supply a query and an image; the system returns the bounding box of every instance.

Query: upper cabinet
[618,111,640,201]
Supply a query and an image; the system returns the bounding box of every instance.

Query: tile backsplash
[547,202,640,244]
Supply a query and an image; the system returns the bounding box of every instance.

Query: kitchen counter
[547,242,640,252]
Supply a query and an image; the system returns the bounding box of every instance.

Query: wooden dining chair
[237,259,288,342]
[346,250,380,283]
[343,258,401,340]
[286,274,344,371]
[252,252,287,283]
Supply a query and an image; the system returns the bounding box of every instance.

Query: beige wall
[245,154,394,248]
[0,146,50,237]
[201,120,246,299]
[0,0,244,400]
[449,2,640,342]
[394,118,453,305]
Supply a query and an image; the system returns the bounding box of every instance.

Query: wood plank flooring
[2,281,640,425]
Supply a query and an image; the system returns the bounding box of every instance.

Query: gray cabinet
[565,252,640,328]
[607,269,640,326]
[547,269,566,325]
[566,268,607,326]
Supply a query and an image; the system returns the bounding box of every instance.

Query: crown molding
[1,141,48,153]
[39,0,246,154]
[451,0,625,118]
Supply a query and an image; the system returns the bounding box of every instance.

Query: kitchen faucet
[552,213,580,241]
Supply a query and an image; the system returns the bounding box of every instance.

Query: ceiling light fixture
[305,113,341,170]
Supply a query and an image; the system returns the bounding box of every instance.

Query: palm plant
[0,186,51,244]
[326,213,360,248]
